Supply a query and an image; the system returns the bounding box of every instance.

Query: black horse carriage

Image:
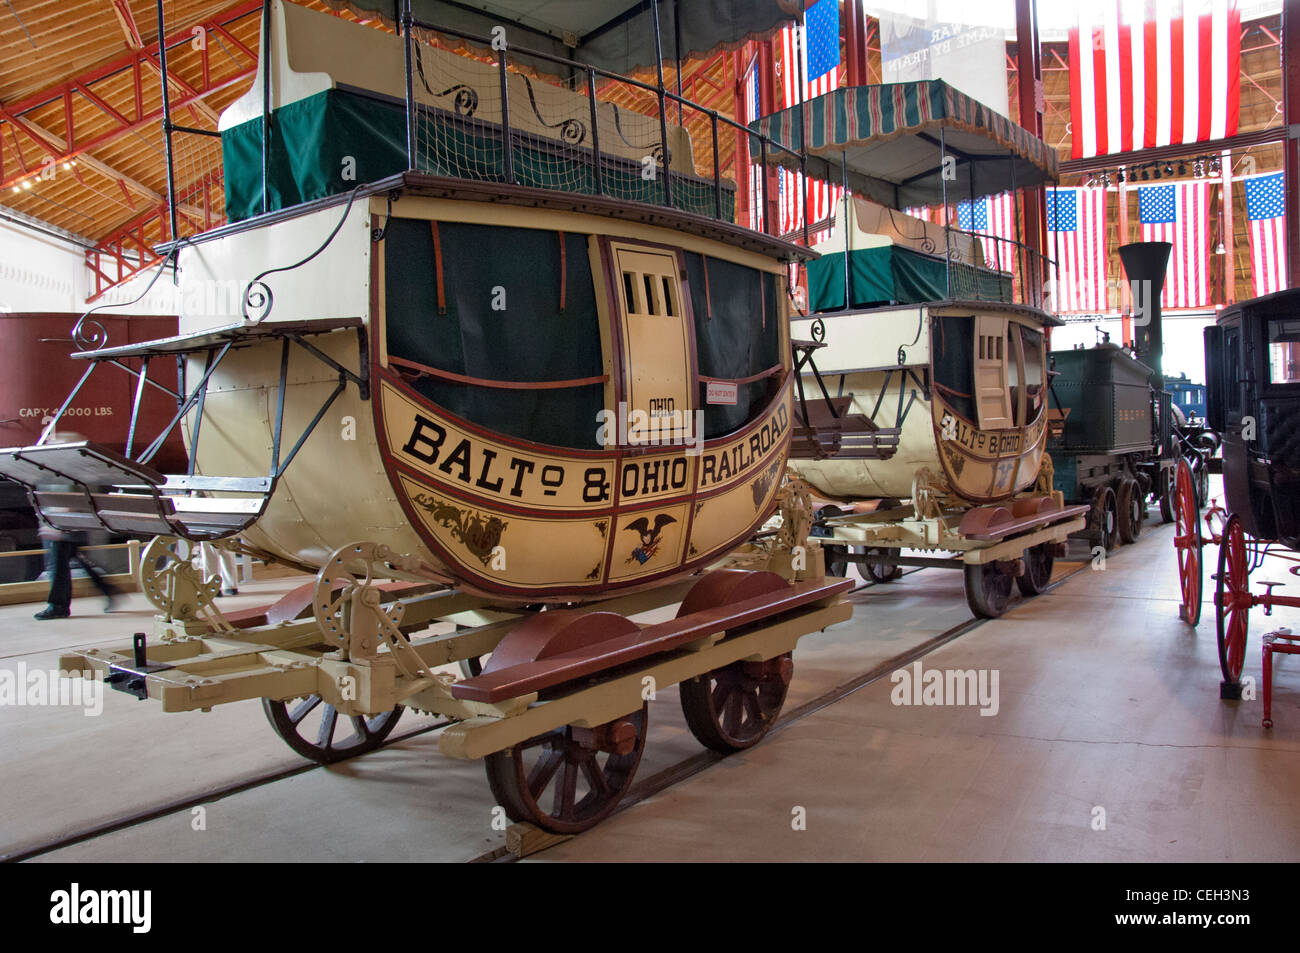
[1178,288,1300,725]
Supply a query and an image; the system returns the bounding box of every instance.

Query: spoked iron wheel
[484,706,647,834]
[1215,514,1251,694]
[262,695,404,764]
[680,653,793,752]
[964,561,1014,619]
[1016,543,1055,597]
[1173,458,1203,627]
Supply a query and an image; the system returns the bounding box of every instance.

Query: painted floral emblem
[413,493,507,566]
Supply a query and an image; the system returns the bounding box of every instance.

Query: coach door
[607,241,696,446]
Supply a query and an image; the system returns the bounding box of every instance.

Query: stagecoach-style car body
[1205,288,1300,550]
[743,78,1087,619]
[0,0,807,604]
[0,0,863,834]
[787,299,1053,505]
[1176,287,1300,726]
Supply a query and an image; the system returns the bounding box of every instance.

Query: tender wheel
[1016,543,1054,596]
[680,653,793,753]
[964,561,1014,619]
[1215,514,1250,689]
[861,547,903,583]
[1174,458,1203,627]
[1158,465,1177,523]
[262,696,403,764]
[484,706,647,834]
[815,505,848,576]
[1117,477,1143,544]
[1093,485,1118,552]
[824,544,849,577]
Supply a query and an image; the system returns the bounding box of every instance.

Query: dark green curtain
[385,218,605,448]
[931,314,975,424]
[684,252,779,438]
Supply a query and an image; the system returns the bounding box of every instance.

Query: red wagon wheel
[1215,514,1252,693]
[1173,458,1203,626]
[484,706,648,835]
[676,570,795,752]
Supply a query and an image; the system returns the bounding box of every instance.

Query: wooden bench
[790,395,900,461]
[0,441,270,541]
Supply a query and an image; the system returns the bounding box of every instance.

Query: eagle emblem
[625,513,677,565]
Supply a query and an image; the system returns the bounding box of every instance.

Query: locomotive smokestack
[1118,241,1172,383]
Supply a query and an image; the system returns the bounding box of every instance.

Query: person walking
[35,521,119,620]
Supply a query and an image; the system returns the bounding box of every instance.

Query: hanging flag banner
[1139,182,1209,309]
[777,0,842,241]
[1068,0,1241,159]
[1244,171,1286,298]
[1047,188,1108,314]
[957,193,1018,270]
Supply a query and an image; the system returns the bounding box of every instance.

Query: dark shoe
[103,595,119,613]
[222,587,239,596]
[34,606,70,620]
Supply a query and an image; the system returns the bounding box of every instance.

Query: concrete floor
[3,488,1298,862]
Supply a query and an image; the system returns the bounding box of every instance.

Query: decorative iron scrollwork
[520,75,586,145]
[68,246,179,354]
[72,317,108,352]
[413,45,480,117]
[611,105,669,165]
[440,84,479,117]
[810,318,826,343]
[242,280,273,323]
[241,186,363,325]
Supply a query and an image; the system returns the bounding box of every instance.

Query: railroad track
[3,560,1090,864]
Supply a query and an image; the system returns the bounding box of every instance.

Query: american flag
[742,61,762,231]
[1139,182,1209,308]
[957,194,1018,270]
[1069,0,1241,159]
[1245,172,1286,297]
[1047,188,1108,313]
[903,205,949,225]
[778,0,840,242]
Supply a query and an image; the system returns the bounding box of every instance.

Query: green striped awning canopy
[749,81,1058,210]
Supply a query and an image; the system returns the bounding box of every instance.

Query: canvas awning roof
[749,81,1059,210]
[322,0,795,76]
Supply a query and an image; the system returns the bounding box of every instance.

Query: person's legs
[36,540,73,619]
[71,546,117,608]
